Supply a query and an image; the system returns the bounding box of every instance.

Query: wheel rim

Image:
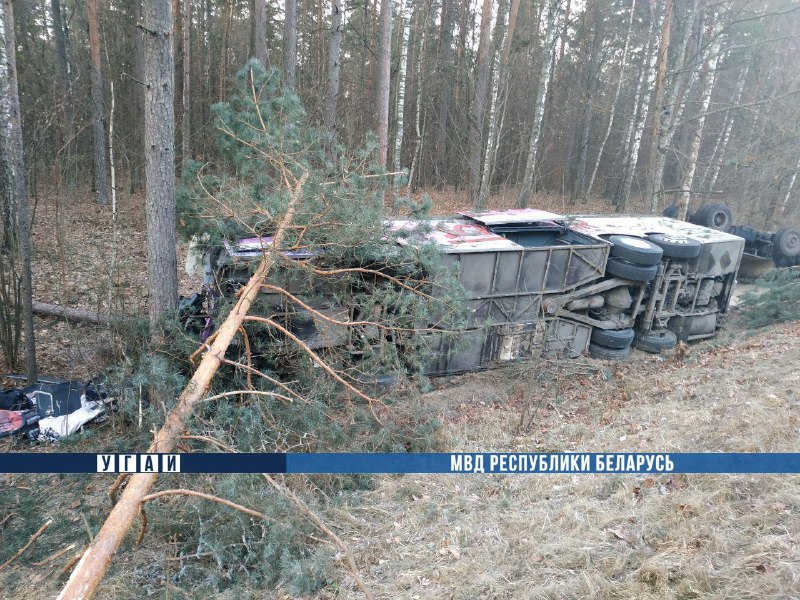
[784,231,800,254]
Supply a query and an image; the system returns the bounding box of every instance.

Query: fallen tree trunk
[32,301,119,325]
[57,172,308,600]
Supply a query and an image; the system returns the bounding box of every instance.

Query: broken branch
[57,172,309,600]
[0,519,53,570]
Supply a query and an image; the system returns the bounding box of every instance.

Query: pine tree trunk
[583,0,636,201]
[132,0,145,190]
[51,0,74,185]
[647,0,697,212]
[88,0,109,204]
[517,0,558,207]
[468,0,492,206]
[181,0,191,168]
[254,0,268,66]
[324,0,344,161]
[0,0,36,381]
[143,0,178,337]
[283,0,297,90]
[433,0,457,188]
[677,29,721,220]
[218,0,232,101]
[375,0,392,169]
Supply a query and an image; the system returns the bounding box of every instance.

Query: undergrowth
[739,266,800,327]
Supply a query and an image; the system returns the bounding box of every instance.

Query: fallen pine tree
[55,62,468,599]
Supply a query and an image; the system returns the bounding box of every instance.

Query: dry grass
[312,322,800,600]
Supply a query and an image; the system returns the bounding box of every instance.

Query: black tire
[589,343,631,360]
[662,204,679,219]
[590,327,635,349]
[646,233,702,259]
[607,235,664,266]
[605,258,658,282]
[773,227,800,259]
[635,329,678,354]
[690,203,733,232]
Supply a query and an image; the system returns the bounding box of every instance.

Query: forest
[0,0,800,598]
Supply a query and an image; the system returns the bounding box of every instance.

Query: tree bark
[50,0,74,185]
[779,155,800,219]
[407,0,431,192]
[181,0,191,168]
[131,0,146,191]
[700,64,748,194]
[647,0,697,213]
[88,0,108,205]
[433,0,457,187]
[643,0,672,211]
[254,0,268,66]
[283,0,297,90]
[324,0,344,162]
[616,1,659,210]
[375,0,392,169]
[143,0,178,338]
[56,174,307,600]
[477,0,516,209]
[468,0,492,206]
[517,0,558,207]
[218,0,233,102]
[583,0,636,201]
[0,0,36,382]
[677,27,721,220]
[392,0,410,193]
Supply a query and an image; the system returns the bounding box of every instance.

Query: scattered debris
[0,377,115,442]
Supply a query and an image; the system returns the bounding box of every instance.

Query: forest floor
[1,188,798,599]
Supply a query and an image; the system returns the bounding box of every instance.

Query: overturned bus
[192,208,744,376]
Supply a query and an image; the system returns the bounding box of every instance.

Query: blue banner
[1,452,800,474]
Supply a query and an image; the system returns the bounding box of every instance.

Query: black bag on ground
[0,389,32,411]
[21,381,83,418]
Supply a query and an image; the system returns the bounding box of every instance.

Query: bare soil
[1,189,798,599]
